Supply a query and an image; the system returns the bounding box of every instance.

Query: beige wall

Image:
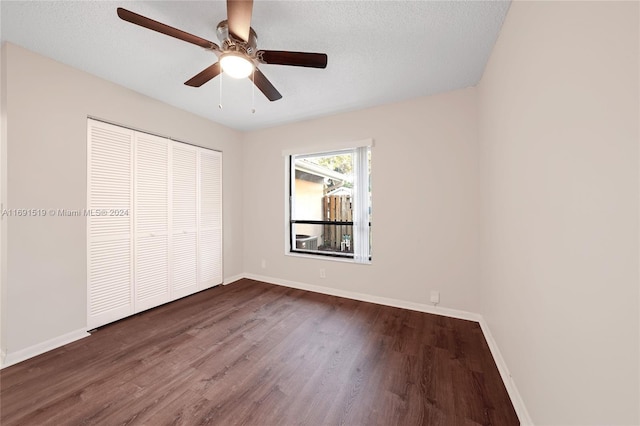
[478,1,639,424]
[243,88,480,312]
[1,43,244,355]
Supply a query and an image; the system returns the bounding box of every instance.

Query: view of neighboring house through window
[289,146,371,263]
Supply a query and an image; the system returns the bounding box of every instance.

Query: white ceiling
[1,1,510,131]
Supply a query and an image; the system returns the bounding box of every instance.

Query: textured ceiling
[1,1,511,131]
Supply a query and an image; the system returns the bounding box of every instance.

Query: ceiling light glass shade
[220,53,254,79]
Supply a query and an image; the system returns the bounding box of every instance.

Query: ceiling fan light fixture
[220,52,254,79]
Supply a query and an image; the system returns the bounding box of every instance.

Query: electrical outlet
[261,259,266,269]
[430,290,440,304]
[319,268,326,279]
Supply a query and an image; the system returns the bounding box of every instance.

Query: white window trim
[281,138,374,157]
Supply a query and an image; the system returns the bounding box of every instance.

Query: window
[289,145,371,263]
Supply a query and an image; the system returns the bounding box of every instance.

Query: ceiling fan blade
[257,51,328,69]
[117,8,220,52]
[184,63,222,87]
[249,68,282,101]
[226,0,253,42]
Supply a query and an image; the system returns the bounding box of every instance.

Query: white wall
[1,43,244,357]
[243,88,480,313]
[477,2,639,424]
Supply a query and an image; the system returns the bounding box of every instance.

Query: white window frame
[283,139,372,264]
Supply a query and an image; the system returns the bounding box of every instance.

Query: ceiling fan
[117,0,327,102]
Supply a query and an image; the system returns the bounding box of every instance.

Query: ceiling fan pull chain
[218,72,223,110]
[251,68,256,114]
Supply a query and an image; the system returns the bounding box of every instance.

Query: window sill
[285,250,371,265]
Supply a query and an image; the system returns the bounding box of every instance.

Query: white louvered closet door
[134,132,170,312]
[87,120,134,329]
[171,142,198,300]
[88,120,222,329]
[198,149,223,288]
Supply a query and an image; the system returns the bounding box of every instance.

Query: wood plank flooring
[1,279,519,425]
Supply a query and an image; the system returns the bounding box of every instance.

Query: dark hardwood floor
[1,279,519,425]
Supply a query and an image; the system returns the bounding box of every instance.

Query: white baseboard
[244,272,533,425]
[244,273,481,321]
[1,328,90,369]
[223,273,245,285]
[478,317,534,425]
[480,316,533,426]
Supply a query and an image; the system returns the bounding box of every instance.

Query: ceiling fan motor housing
[216,20,258,57]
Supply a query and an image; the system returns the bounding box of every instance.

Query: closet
[86,119,222,329]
